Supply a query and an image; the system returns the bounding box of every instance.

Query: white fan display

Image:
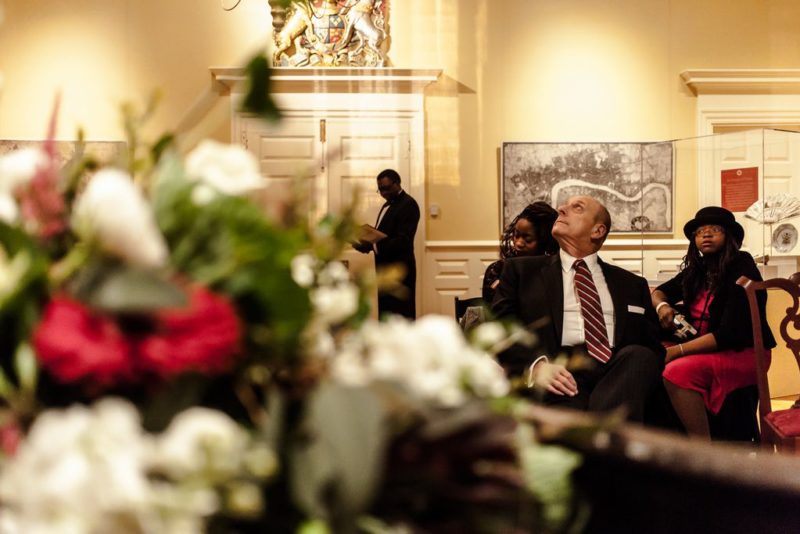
[744,193,800,223]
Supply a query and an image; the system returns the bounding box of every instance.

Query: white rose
[72,169,168,269]
[311,284,359,324]
[328,315,510,406]
[185,140,263,198]
[0,399,152,525]
[155,408,249,479]
[471,322,507,349]
[290,253,316,288]
[0,147,48,195]
[318,260,349,285]
[463,351,511,398]
[0,193,18,223]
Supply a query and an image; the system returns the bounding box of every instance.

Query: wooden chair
[737,273,800,453]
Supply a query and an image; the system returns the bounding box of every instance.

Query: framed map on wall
[501,142,674,234]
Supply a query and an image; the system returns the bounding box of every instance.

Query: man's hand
[656,303,676,330]
[532,361,578,396]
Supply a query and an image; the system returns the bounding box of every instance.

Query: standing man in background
[353,169,420,318]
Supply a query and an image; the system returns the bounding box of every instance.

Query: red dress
[662,289,770,414]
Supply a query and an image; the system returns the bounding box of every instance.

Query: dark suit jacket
[492,254,665,375]
[375,190,420,316]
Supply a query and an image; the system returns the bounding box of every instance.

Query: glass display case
[624,128,800,283]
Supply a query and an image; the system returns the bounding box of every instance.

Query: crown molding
[210,67,442,95]
[681,69,800,95]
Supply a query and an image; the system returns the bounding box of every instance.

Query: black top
[482,259,504,304]
[375,190,419,273]
[655,251,776,351]
[374,190,420,318]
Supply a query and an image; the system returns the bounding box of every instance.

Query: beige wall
[0,0,269,141]
[2,0,800,241]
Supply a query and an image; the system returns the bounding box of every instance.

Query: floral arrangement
[0,63,584,533]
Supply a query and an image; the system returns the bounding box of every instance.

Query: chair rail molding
[423,239,686,317]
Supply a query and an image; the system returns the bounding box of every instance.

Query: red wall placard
[721,167,759,212]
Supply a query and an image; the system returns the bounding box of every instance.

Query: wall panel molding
[422,240,686,317]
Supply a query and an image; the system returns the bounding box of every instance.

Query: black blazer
[375,190,420,281]
[655,251,776,351]
[492,254,665,375]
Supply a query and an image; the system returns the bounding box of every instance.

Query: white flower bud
[290,253,316,288]
[0,147,48,195]
[185,140,263,198]
[72,169,168,268]
[0,193,18,223]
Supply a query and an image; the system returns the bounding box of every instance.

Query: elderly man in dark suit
[492,195,664,422]
[353,169,420,318]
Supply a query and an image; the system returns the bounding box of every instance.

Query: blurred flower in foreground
[0,147,48,199]
[72,168,168,269]
[32,286,241,387]
[332,315,510,406]
[0,399,274,533]
[0,399,153,532]
[185,140,264,203]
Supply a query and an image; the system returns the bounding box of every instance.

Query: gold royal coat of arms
[272,0,388,67]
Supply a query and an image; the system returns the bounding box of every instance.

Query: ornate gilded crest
[271,0,389,67]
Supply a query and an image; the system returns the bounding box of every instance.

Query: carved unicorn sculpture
[340,0,386,66]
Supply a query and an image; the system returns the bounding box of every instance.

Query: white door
[243,116,325,222]
[326,118,413,313]
[325,118,411,226]
[241,114,416,316]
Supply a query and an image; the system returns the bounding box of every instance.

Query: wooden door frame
[232,92,428,313]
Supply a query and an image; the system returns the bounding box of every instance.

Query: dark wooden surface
[525,404,800,533]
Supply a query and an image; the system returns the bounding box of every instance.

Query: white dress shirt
[559,249,616,348]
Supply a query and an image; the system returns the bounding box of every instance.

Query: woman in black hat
[651,206,775,439]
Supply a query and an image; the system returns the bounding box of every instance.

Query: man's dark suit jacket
[375,190,420,318]
[492,254,665,375]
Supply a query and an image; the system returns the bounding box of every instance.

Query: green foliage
[241,54,281,122]
[289,383,388,530]
[0,223,49,356]
[152,154,312,364]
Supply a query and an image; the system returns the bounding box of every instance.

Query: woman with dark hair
[651,206,775,439]
[482,201,559,304]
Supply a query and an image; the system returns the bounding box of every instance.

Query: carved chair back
[737,273,800,453]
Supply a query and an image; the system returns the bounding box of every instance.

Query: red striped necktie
[573,259,612,363]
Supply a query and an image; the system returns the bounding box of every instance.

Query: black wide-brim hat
[683,206,745,244]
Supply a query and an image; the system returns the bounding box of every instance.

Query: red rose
[33,297,134,386]
[138,286,242,378]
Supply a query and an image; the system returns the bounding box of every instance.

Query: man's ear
[591,223,608,240]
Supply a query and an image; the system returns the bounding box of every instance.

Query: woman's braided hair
[499,201,559,259]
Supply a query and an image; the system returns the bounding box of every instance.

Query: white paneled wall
[421,240,687,317]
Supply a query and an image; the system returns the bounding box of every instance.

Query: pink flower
[16,96,67,239]
[33,297,134,386]
[139,286,242,378]
[17,164,67,238]
[0,419,22,456]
